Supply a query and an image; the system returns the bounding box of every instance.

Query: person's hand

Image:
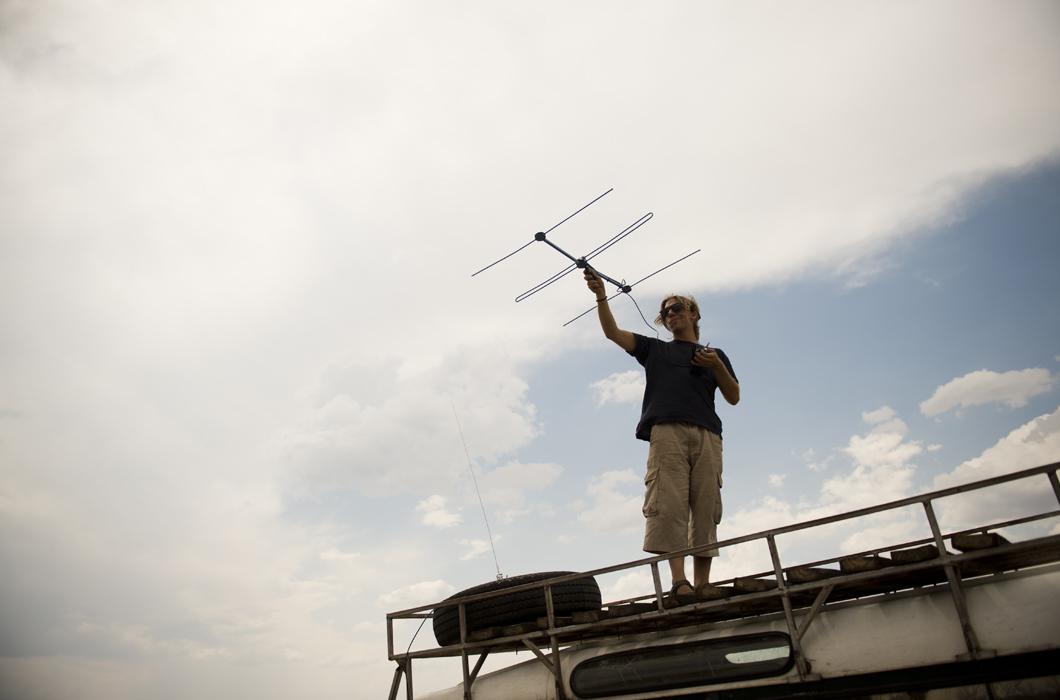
[692,346,724,371]
[584,269,606,300]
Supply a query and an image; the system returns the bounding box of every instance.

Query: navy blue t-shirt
[628,334,737,441]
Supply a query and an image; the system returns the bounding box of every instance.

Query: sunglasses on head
[662,301,688,317]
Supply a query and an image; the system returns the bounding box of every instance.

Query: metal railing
[385,461,1060,699]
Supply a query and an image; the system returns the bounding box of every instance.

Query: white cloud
[768,474,786,488]
[376,580,455,611]
[416,495,462,529]
[799,448,832,473]
[719,407,1060,582]
[931,406,1060,532]
[599,570,654,604]
[282,350,542,498]
[920,368,1056,417]
[319,547,359,562]
[927,443,943,452]
[717,410,925,577]
[574,470,643,534]
[590,370,645,406]
[478,461,563,521]
[862,405,897,425]
[459,538,496,561]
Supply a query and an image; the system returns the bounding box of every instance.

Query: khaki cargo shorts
[642,422,723,556]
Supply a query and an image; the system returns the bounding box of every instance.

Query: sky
[2,1,1060,698]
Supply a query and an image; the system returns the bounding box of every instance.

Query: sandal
[695,582,730,601]
[667,579,696,607]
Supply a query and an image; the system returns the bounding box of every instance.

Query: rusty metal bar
[461,647,471,700]
[521,638,555,675]
[650,562,665,612]
[388,663,403,700]
[923,500,984,659]
[767,534,809,678]
[725,506,1060,585]
[1049,469,1060,507]
[391,461,1060,620]
[470,651,489,682]
[405,658,414,700]
[797,584,835,645]
[387,616,395,659]
[389,462,1060,620]
[544,584,567,700]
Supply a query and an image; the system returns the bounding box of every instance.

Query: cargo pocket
[643,443,660,518]
[714,471,723,524]
[713,433,724,524]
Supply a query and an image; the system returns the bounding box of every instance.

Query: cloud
[599,570,654,604]
[799,448,832,473]
[768,474,786,488]
[574,470,643,534]
[318,547,359,562]
[459,538,496,561]
[862,405,897,425]
[920,368,1056,417]
[282,349,542,499]
[478,460,563,521]
[590,370,645,406]
[416,495,462,529]
[717,409,925,577]
[376,580,455,611]
[931,406,1060,532]
[839,407,924,479]
[719,406,1060,583]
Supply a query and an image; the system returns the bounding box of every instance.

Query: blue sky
[2,2,1060,699]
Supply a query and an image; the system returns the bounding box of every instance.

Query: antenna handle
[585,263,629,293]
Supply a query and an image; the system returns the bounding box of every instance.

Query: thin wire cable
[451,402,502,579]
[405,616,429,657]
[470,188,612,277]
[627,293,660,337]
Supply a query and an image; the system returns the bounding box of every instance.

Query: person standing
[584,270,739,604]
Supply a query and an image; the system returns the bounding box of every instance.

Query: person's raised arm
[584,269,635,352]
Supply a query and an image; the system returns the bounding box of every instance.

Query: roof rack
[385,461,1060,699]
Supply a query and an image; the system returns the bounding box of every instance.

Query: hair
[654,293,701,340]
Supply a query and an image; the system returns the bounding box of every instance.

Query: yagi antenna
[471,189,700,328]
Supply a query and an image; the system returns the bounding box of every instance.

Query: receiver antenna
[471,189,700,327]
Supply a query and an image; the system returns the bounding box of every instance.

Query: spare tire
[433,571,601,647]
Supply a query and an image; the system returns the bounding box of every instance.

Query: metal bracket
[521,638,555,676]
[797,584,835,644]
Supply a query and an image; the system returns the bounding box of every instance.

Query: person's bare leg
[693,555,712,588]
[669,556,689,586]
